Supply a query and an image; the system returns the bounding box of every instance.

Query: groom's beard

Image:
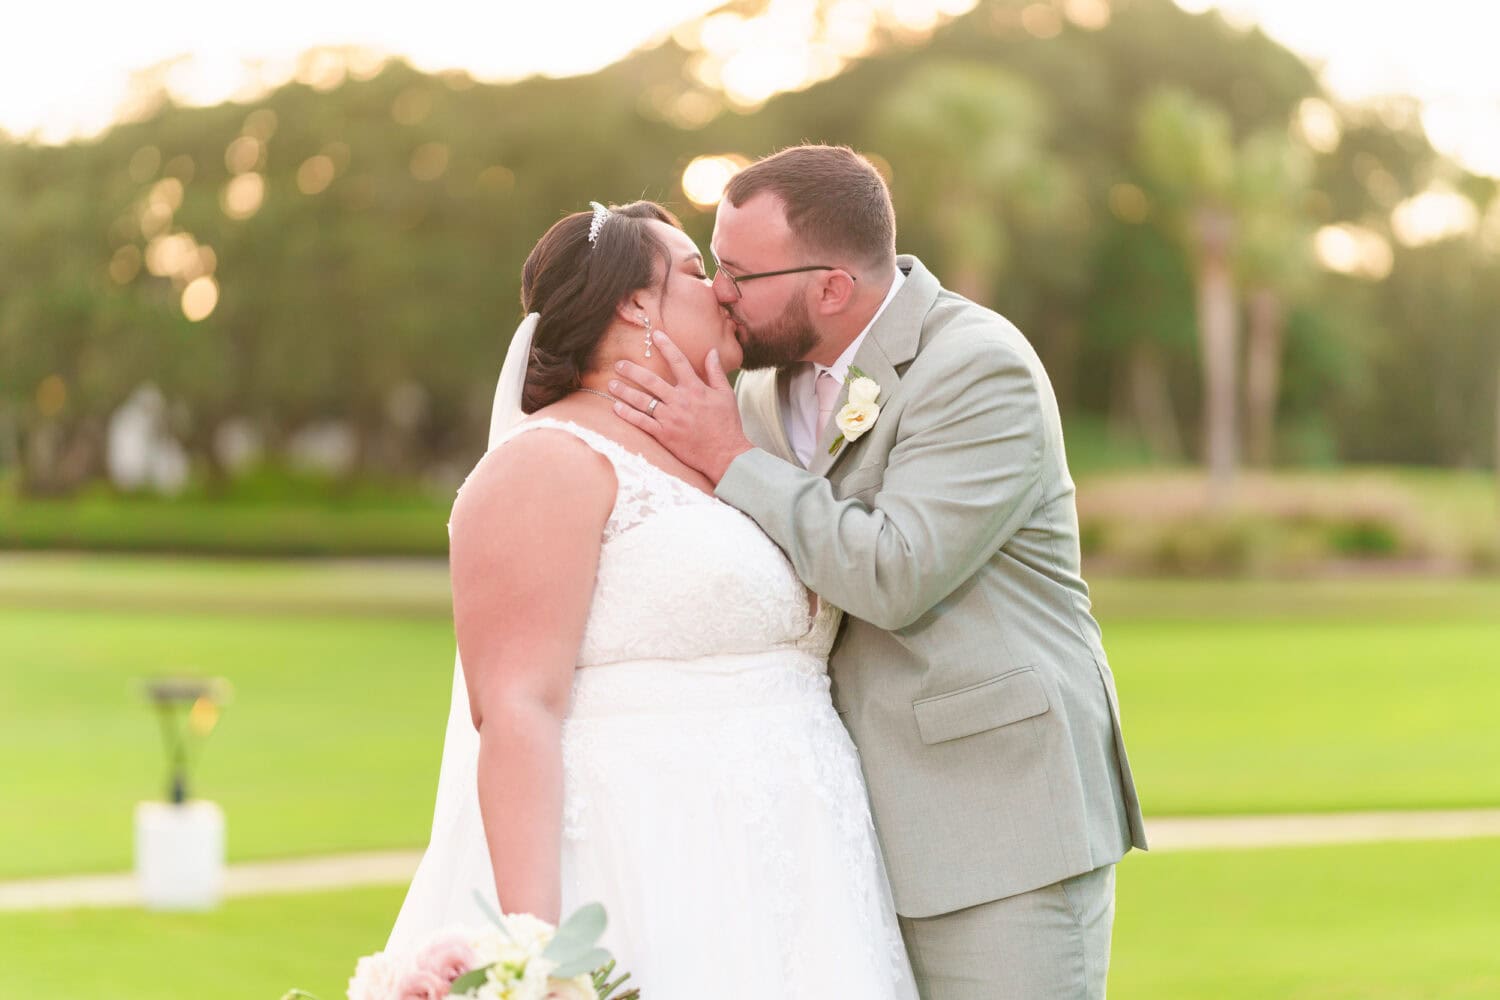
[734,294,818,371]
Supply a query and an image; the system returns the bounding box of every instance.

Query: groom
[612,144,1146,998]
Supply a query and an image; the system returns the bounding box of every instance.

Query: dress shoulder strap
[491,418,693,541]
[497,417,652,477]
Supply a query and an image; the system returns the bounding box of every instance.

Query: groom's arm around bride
[614,144,1146,999]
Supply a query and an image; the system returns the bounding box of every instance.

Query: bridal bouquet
[284,899,637,1000]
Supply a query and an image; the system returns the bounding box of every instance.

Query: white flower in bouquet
[542,975,599,1000]
[460,913,562,999]
[345,951,400,1000]
[464,941,555,1000]
[471,912,557,969]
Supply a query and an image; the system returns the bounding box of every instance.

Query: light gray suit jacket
[717,255,1147,919]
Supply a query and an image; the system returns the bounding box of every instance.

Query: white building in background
[285,421,358,476]
[107,384,189,495]
[213,419,263,474]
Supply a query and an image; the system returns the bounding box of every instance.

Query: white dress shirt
[783,269,906,467]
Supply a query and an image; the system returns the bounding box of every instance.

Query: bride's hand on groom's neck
[610,330,752,485]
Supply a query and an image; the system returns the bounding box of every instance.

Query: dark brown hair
[723,145,896,270]
[519,200,683,412]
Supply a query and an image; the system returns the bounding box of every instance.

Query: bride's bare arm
[447,430,614,923]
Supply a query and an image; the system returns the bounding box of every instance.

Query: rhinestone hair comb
[587,201,610,246]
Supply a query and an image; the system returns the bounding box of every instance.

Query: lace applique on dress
[460,417,717,542]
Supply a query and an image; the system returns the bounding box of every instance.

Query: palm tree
[1135,88,1240,502]
[1233,129,1316,467]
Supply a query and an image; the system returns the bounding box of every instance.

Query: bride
[386,200,918,998]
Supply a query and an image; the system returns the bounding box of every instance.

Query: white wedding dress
[389,416,917,999]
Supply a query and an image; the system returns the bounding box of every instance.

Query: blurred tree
[0,0,1493,498]
[1135,87,1241,500]
[870,61,1084,305]
[1233,128,1317,466]
[1083,220,1196,462]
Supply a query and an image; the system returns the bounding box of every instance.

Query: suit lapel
[805,255,940,479]
[769,367,800,466]
[734,366,799,466]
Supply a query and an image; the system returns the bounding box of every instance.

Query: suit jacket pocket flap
[912,667,1049,745]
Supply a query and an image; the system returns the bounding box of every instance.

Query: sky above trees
[4,0,1499,176]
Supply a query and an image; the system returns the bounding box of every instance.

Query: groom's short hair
[725,145,896,270]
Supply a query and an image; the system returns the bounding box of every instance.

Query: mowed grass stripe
[3,552,1499,621]
[0,552,452,617]
[1,840,1496,999]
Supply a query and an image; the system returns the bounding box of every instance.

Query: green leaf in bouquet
[542,901,608,967]
[551,946,612,979]
[472,890,515,941]
[449,963,495,994]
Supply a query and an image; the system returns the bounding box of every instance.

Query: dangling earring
[637,311,654,358]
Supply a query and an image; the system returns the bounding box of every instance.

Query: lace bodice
[463,417,839,668]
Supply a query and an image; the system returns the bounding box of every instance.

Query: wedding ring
[647,397,660,416]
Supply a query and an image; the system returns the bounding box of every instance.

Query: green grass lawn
[1111,838,1500,999]
[0,885,409,1000]
[1110,616,1500,815]
[1,606,454,880]
[2,557,1497,880]
[2,840,1495,999]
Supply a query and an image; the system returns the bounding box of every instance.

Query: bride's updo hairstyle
[519,200,684,412]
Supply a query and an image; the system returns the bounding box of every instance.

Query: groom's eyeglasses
[709,250,855,302]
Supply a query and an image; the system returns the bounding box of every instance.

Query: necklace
[575,387,617,403]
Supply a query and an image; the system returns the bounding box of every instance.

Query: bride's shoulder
[450,420,616,542]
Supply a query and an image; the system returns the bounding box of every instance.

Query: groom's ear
[812,269,857,316]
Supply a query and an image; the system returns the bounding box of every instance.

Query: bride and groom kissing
[388,144,1147,999]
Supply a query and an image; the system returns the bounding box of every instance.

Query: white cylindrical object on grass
[134,800,225,910]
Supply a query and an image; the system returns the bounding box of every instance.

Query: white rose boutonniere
[829,366,882,455]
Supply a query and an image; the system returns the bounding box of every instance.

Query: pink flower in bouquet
[394,967,450,1000]
[414,932,478,986]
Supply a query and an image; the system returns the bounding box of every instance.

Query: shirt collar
[815,268,906,383]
